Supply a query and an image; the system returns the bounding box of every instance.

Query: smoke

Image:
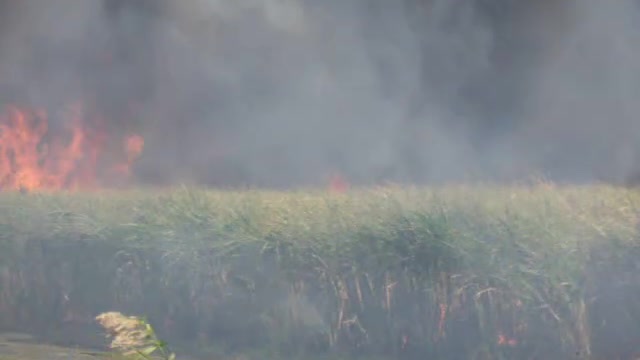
[512,0,640,183]
[1,0,640,187]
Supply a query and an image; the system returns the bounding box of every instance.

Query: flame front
[0,104,143,191]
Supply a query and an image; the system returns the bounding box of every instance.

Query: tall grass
[0,184,639,359]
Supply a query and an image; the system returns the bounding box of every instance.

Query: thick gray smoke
[511,0,640,183]
[1,0,640,187]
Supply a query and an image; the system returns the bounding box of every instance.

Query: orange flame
[497,332,518,346]
[0,104,143,191]
[113,134,145,177]
[328,172,349,193]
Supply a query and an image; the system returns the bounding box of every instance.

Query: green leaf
[138,345,158,356]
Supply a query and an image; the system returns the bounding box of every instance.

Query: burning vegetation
[1,185,639,359]
[0,103,144,191]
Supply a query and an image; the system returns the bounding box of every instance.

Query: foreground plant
[96,311,176,360]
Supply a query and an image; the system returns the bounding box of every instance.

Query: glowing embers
[0,104,143,191]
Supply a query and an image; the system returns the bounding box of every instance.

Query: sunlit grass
[0,183,639,359]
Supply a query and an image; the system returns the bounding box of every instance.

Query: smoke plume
[1,0,639,188]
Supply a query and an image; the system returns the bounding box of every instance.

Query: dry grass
[96,312,151,356]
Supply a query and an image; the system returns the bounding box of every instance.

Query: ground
[0,333,106,360]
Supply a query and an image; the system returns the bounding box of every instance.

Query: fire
[0,104,144,191]
[497,332,518,347]
[113,135,145,177]
[328,172,349,193]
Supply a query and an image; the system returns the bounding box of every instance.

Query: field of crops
[1,183,640,359]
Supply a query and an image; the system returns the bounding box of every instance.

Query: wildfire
[328,172,349,193]
[0,104,144,191]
